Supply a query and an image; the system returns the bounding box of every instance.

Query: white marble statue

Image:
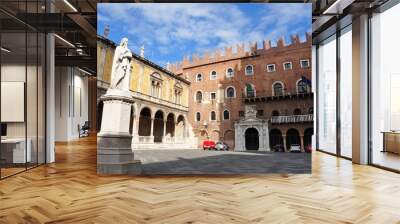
[110,38,132,91]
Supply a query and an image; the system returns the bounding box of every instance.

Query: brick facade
[170,34,314,151]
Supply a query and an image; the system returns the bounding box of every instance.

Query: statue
[110,38,132,91]
[140,45,145,57]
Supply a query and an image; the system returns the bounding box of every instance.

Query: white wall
[54,67,89,141]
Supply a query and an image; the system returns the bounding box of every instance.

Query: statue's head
[120,38,128,47]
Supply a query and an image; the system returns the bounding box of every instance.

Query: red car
[203,140,216,150]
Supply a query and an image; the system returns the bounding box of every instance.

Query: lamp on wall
[203,121,208,129]
[1,47,11,53]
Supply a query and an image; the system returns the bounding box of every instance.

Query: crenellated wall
[168,33,311,74]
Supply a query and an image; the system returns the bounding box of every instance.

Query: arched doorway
[153,110,164,143]
[166,113,175,137]
[176,115,185,138]
[269,129,283,151]
[304,128,313,151]
[97,101,104,132]
[138,107,151,136]
[223,130,235,149]
[245,128,259,150]
[286,129,300,150]
[210,130,221,142]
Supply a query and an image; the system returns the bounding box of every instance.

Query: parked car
[215,142,229,151]
[289,144,301,153]
[272,144,285,152]
[203,140,216,150]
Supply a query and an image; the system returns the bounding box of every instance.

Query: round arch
[225,86,236,98]
[269,129,284,151]
[153,110,164,143]
[223,130,235,149]
[286,128,300,150]
[166,113,175,137]
[138,107,152,136]
[245,127,259,150]
[176,115,185,138]
[272,81,285,96]
[304,128,314,151]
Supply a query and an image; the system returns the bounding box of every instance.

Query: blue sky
[98,3,311,67]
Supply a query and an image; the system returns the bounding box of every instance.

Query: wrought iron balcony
[242,88,313,103]
[271,114,313,124]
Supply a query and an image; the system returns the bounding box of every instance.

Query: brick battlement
[167,33,311,74]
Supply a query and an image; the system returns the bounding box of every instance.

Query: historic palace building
[97,36,197,150]
[169,33,313,151]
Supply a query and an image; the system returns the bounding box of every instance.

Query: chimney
[277,37,285,48]
[290,34,300,45]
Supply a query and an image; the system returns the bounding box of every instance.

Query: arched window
[272,110,280,116]
[273,82,283,96]
[223,110,230,120]
[226,86,235,98]
[210,111,216,121]
[294,108,302,115]
[245,83,255,97]
[196,112,201,121]
[210,71,217,80]
[297,80,308,94]
[196,73,203,82]
[226,68,234,77]
[245,65,253,75]
[195,91,202,103]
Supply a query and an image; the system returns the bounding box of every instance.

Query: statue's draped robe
[110,45,132,91]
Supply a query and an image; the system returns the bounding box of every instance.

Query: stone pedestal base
[97,135,141,175]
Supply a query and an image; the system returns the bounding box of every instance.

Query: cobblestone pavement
[133,149,311,175]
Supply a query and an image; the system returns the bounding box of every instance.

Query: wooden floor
[1,136,400,224]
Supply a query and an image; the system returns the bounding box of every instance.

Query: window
[239,111,245,117]
[257,110,264,116]
[210,92,216,100]
[210,71,217,80]
[283,62,292,70]
[196,112,201,121]
[195,91,202,103]
[294,108,302,115]
[210,111,216,121]
[196,73,203,82]
[297,80,308,94]
[226,68,234,77]
[273,82,284,96]
[245,65,253,75]
[223,110,230,120]
[300,59,310,68]
[266,64,276,72]
[272,110,280,116]
[245,83,255,97]
[174,83,182,104]
[226,86,235,98]
[150,73,163,98]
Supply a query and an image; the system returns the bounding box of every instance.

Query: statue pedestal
[97,90,141,175]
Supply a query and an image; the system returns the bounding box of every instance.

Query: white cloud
[99,3,311,64]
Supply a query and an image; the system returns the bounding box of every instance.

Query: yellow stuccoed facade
[97,37,189,108]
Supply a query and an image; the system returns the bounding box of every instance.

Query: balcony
[270,114,313,124]
[243,88,313,104]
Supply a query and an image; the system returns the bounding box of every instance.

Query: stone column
[162,119,167,143]
[300,135,304,152]
[282,135,287,152]
[150,118,155,139]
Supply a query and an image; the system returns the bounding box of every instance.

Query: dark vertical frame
[315,44,319,151]
[0,0,48,180]
[336,26,341,157]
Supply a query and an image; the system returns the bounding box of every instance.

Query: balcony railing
[242,88,313,103]
[271,114,313,124]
